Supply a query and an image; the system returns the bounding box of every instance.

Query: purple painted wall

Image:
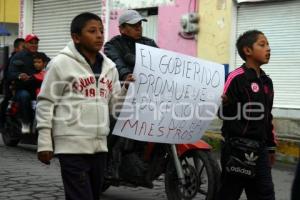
[107,0,197,56]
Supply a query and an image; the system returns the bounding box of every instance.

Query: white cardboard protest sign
[112,44,224,144]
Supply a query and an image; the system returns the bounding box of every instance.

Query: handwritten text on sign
[112,44,224,144]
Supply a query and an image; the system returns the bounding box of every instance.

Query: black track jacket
[219,64,276,152]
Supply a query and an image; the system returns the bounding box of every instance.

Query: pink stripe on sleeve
[223,68,244,94]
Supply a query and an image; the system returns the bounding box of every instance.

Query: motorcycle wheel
[101,181,111,193]
[1,117,20,147]
[165,150,220,200]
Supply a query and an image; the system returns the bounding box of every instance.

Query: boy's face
[73,19,104,53]
[34,58,45,71]
[246,34,271,65]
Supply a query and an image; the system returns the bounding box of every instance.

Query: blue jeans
[15,90,33,124]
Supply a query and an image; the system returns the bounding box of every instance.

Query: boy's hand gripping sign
[113,44,224,144]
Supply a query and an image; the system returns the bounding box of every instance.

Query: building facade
[20,0,102,58]
[106,0,198,56]
[233,0,300,116]
[0,0,19,49]
[20,0,300,137]
[20,0,199,58]
[197,0,300,138]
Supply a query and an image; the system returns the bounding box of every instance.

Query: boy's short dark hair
[236,30,264,61]
[13,38,25,48]
[70,12,102,35]
[33,52,49,63]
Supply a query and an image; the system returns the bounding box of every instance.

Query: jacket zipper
[86,62,100,138]
[242,88,250,135]
[260,77,269,140]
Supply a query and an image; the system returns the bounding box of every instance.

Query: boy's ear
[243,46,252,56]
[71,33,81,44]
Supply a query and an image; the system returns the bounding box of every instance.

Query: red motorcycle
[1,99,38,146]
[1,86,221,199]
[1,72,44,146]
[103,137,221,200]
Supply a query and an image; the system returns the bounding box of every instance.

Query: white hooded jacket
[36,41,126,154]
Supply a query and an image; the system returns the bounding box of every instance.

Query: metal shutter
[32,0,101,58]
[235,0,300,109]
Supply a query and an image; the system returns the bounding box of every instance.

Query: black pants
[58,153,107,200]
[292,160,300,200]
[218,144,275,200]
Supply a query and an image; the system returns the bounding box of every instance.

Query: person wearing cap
[104,9,158,81]
[7,33,49,133]
[104,9,158,180]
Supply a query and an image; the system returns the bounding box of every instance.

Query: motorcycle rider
[0,38,24,130]
[7,34,47,133]
[104,9,158,81]
[104,9,158,179]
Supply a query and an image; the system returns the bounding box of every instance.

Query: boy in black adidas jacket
[218,30,276,200]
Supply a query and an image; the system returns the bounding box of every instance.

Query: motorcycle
[103,136,221,200]
[1,71,44,146]
[1,80,221,199]
[1,98,38,146]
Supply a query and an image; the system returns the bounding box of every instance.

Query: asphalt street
[0,136,297,200]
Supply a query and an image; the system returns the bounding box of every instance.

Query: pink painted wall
[108,0,197,56]
[107,10,120,41]
[158,0,197,56]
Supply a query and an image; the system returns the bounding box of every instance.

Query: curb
[276,137,300,163]
[202,131,300,164]
[202,131,223,151]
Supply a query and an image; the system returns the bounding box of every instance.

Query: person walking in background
[218,30,276,200]
[36,12,134,200]
[0,38,24,130]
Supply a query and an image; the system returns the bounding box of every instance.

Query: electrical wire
[189,0,198,12]
[194,0,198,12]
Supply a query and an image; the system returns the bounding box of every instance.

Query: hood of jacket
[59,41,116,75]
